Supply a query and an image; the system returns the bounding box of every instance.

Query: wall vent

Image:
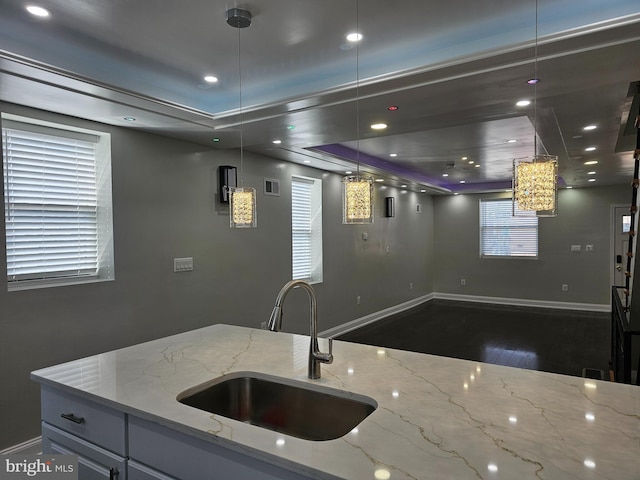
[264,178,280,196]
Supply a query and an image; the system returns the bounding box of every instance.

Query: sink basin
[177,371,377,441]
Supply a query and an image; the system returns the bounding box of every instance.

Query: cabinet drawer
[42,423,127,480]
[41,386,126,456]
[129,417,310,480]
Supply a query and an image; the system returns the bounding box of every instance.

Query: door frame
[610,204,628,294]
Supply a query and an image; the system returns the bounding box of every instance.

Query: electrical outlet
[585,244,594,252]
[173,257,193,272]
[356,295,361,305]
[562,284,569,292]
[460,278,466,286]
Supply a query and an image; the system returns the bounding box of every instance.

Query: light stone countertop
[31,324,640,479]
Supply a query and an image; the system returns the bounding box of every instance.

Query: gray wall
[433,186,627,304]
[0,103,433,449]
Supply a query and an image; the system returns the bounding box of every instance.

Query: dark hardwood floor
[337,299,611,378]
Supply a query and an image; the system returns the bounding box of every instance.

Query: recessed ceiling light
[212,137,220,142]
[468,160,474,164]
[203,75,218,83]
[587,171,596,175]
[461,156,468,160]
[460,180,466,184]
[420,189,426,193]
[389,153,397,157]
[371,123,387,130]
[454,192,459,195]
[387,105,399,111]
[588,178,596,182]
[584,160,598,165]
[286,125,296,130]
[566,186,573,189]
[401,184,407,188]
[272,140,282,144]
[583,125,597,131]
[346,32,363,42]
[527,78,540,85]
[345,171,353,175]
[123,117,136,122]
[516,100,531,107]
[507,139,517,143]
[475,164,480,168]
[303,160,311,164]
[443,173,449,177]
[26,5,50,17]
[585,146,596,151]
[375,178,384,182]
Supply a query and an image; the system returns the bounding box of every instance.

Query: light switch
[174,257,193,272]
[585,244,594,252]
[570,245,581,252]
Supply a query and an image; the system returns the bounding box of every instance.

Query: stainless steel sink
[177,372,377,441]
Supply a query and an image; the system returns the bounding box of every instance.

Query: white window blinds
[480,199,538,258]
[2,117,114,287]
[291,176,323,283]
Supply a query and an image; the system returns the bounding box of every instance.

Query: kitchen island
[32,324,639,479]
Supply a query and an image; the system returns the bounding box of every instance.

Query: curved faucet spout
[267,280,334,379]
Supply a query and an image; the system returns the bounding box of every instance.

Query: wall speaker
[385,197,395,217]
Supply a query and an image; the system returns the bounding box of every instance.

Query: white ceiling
[1,0,639,193]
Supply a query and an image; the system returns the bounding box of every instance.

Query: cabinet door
[42,423,127,480]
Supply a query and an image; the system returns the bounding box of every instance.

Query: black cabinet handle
[60,413,84,424]
[110,467,119,479]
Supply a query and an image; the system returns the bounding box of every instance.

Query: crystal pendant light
[343,175,374,224]
[228,8,257,228]
[513,0,558,217]
[513,155,558,216]
[342,0,374,224]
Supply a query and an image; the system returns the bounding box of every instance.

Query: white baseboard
[433,292,610,312]
[0,436,41,455]
[322,292,610,339]
[320,293,434,338]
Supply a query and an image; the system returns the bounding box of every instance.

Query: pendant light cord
[533,0,538,157]
[355,0,361,177]
[238,23,244,187]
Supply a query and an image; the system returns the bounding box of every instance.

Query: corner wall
[0,103,434,449]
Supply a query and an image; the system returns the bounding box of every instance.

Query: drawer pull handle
[110,467,119,479]
[60,413,84,424]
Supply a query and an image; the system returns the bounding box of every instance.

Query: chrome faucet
[268,280,333,379]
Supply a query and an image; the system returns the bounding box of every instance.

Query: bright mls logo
[1,455,77,480]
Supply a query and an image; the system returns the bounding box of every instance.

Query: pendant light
[227,8,257,228]
[342,0,374,224]
[513,0,558,217]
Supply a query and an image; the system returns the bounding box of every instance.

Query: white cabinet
[39,386,313,480]
[40,387,127,480]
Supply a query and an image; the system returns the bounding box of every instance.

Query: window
[2,114,114,290]
[480,199,538,258]
[291,176,322,283]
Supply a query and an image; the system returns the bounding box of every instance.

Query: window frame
[291,175,323,284]
[1,113,115,291]
[479,198,539,259]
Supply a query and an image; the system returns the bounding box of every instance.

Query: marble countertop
[32,324,639,479]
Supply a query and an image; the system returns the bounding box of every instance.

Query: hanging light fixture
[513,0,558,217]
[227,8,257,228]
[342,0,374,224]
